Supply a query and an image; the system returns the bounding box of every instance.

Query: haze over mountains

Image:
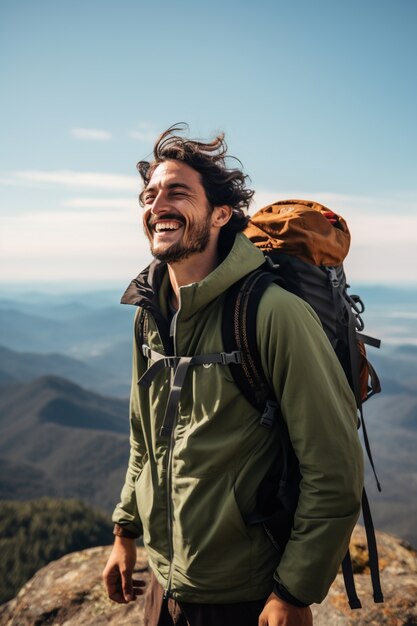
[0,290,134,396]
[0,284,416,544]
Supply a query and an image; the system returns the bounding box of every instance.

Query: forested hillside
[0,498,113,604]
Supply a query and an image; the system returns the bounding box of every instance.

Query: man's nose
[150,191,170,215]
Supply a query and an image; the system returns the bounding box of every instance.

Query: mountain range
[0,285,416,545]
[0,344,131,397]
[0,375,129,512]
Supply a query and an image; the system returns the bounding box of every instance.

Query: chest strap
[138,346,242,437]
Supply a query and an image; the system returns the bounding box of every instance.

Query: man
[103,125,364,626]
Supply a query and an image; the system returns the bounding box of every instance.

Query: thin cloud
[71,128,112,141]
[0,209,150,281]
[131,122,157,143]
[2,184,417,284]
[0,177,27,187]
[131,130,156,143]
[2,199,417,284]
[252,190,417,214]
[12,170,137,190]
[63,197,136,209]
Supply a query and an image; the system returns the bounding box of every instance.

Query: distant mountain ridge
[0,376,130,512]
[0,304,134,358]
[0,345,104,387]
[0,344,131,397]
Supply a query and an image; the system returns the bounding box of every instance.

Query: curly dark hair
[137,124,253,233]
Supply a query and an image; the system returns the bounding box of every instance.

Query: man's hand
[102,536,145,603]
[259,592,313,626]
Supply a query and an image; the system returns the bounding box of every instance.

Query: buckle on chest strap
[220,351,242,365]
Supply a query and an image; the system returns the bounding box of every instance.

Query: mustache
[147,214,186,228]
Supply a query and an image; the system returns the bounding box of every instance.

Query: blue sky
[1,0,416,288]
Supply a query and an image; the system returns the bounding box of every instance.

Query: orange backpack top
[243,199,378,403]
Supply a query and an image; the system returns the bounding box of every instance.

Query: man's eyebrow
[145,182,193,193]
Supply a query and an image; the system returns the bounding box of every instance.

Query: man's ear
[211,205,232,228]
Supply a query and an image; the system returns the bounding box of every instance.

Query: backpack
[221,199,383,609]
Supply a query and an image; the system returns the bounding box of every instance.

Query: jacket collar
[120,233,266,316]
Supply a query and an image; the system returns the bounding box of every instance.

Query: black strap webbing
[160,356,193,437]
[341,550,362,609]
[356,332,381,349]
[138,347,242,437]
[341,488,384,609]
[359,404,381,492]
[362,488,384,603]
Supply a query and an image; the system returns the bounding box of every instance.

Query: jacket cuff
[273,582,309,608]
[113,523,140,539]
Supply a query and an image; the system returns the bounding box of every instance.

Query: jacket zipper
[164,301,180,598]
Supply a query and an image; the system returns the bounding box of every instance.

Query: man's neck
[167,248,219,310]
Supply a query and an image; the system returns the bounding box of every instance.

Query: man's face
[142,160,214,264]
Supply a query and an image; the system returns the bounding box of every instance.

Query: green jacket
[113,233,364,605]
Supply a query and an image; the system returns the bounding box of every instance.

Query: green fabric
[112,232,364,604]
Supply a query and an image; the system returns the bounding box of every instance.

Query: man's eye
[144,195,154,203]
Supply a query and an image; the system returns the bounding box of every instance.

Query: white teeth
[155,221,181,232]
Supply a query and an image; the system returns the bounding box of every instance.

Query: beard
[146,212,212,264]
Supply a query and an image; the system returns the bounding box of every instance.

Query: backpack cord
[343,294,382,492]
[358,405,381,492]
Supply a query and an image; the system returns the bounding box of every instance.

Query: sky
[1,0,416,290]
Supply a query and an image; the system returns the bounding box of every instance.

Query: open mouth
[148,215,185,235]
[154,221,182,233]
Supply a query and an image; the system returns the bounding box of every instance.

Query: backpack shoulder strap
[134,307,149,354]
[222,268,279,412]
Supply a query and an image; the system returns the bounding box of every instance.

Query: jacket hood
[120,233,266,317]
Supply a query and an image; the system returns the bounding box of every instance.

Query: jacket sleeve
[112,308,148,537]
[257,285,364,605]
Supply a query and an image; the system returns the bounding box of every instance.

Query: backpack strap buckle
[142,344,152,358]
[220,351,242,365]
[326,266,340,289]
[260,400,278,429]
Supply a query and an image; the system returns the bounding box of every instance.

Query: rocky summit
[1,526,416,626]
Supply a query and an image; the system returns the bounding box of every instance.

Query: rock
[1,526,416,625]
[0,547,149,626]
[310,526,417,625]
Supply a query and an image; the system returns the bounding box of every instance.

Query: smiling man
[141,159,232,309]
[102,125,364,626]
[143,162,216,262]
